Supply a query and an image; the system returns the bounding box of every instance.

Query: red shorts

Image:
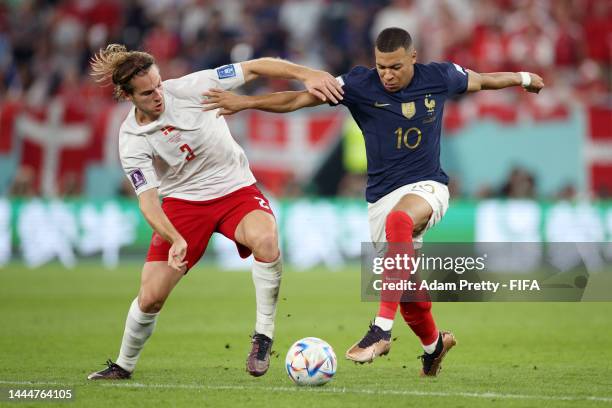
[146,184,274,271]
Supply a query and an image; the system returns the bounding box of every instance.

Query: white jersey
[118,63,256,200]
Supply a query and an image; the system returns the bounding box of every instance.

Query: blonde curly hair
[90,44,156,100]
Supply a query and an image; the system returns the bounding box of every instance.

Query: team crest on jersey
[129,169,147,189]
[402,102,416,119]
[424,94,436,114]
[161,126,175,136]
[161,125,183,143]
[217,65,236,79]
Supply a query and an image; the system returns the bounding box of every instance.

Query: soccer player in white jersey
[86,44,343,380]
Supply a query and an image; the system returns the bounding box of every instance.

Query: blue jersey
[337,62,468,203]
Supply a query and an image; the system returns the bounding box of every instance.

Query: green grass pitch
[1,262,611,407]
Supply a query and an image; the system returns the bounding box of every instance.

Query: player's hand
[524,73,544,94]
[168,237,188,273]
[302,69,344,104]
[202,89,248,117]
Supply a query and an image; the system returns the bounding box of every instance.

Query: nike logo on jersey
[453,63,467,75]
[374,102,390,108]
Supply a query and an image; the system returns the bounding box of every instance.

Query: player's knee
[385,211,414,233]
[385,211,415,242]
[138,294,166,313]
[250,230,279,262]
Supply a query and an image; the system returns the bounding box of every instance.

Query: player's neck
[134,107,161,126]
[398,72,416,92]
[405,71,415,88]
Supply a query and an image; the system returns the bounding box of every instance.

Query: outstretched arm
[240,58,343,103]
[203,89,325,116]
[466,70,544,93]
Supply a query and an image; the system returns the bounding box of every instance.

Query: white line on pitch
[1,380,611,403]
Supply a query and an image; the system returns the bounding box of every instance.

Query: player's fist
[524,73,544,94]
[303,69,344,104]
[168,237,188,273]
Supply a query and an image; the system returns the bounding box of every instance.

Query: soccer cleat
[87,359,131,380]
[418,331,457,377]
[246,332,273,377]
[345,323,392,363]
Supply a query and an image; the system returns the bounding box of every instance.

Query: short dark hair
[375,27,413,52]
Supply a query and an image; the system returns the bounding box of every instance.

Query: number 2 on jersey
[179,143,196,161]
[254,196,270,209]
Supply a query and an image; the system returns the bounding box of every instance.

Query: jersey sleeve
[441,62,469,96]
[208,63,246,90]
[163,63,245,100]
[119,134,160,196]
[333,66,370,107]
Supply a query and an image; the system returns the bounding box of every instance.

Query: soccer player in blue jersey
[203,27,544,376]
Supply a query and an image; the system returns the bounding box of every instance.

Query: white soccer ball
[285,337,337,386]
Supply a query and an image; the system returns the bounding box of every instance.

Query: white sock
[374,316,394,331]
[252,257,282,339]
[423,333,440,354]
[116,298,159,372]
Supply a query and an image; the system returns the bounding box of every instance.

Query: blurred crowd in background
[0,0,610,200]
[1,0,609,101]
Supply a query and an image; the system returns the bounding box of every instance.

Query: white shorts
[368,180,449,250]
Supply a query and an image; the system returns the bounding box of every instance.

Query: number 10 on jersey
[395,127,422,149]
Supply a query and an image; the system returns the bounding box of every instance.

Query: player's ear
[411,48,417,63]
[122,90,133,102]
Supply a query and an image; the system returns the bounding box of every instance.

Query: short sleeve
[209,63,246,90]
[442,62,469,96]
[333,66,370,107]
[119,134,160,196]
[163,63,245,101]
